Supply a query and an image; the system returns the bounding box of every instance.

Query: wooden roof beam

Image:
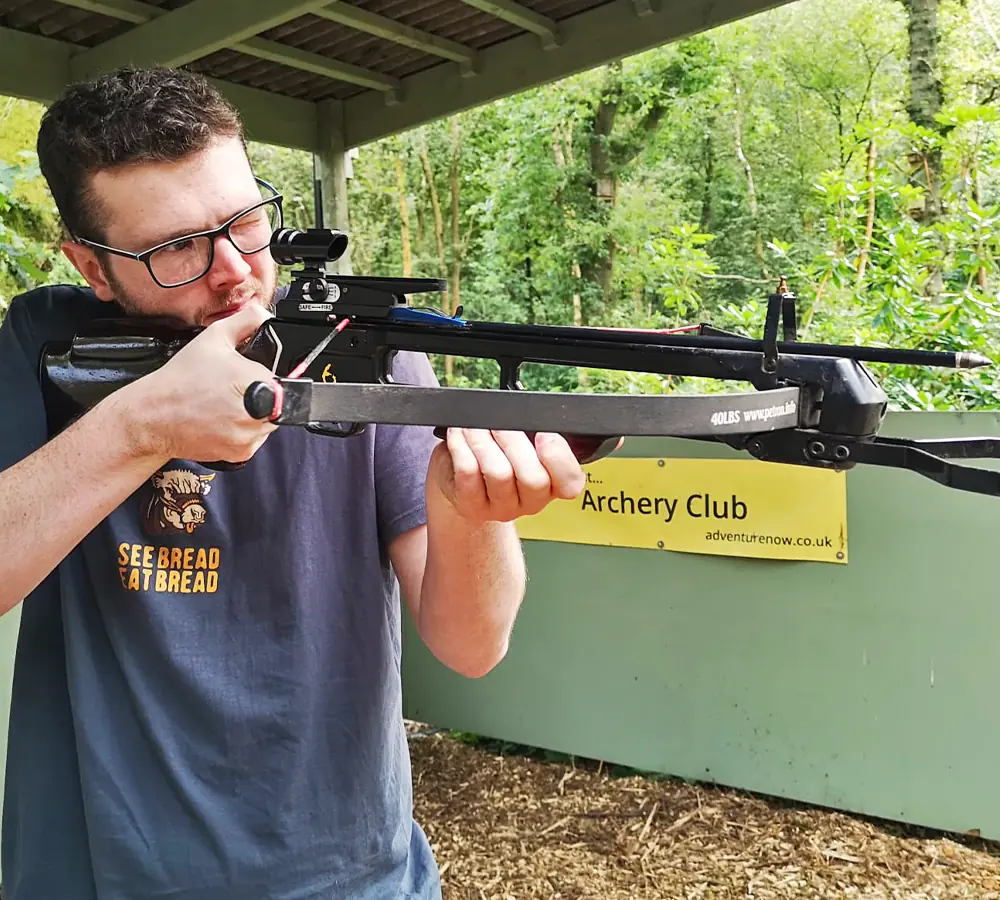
[51,0,400,94]
[51,0,153,24]
[67,0,338,80]
[0,25,72,104]
[315,3,479,74]
[237,38,400,94]
[55,0,478,76]
[0,26,320,150]
[454,0,560,49]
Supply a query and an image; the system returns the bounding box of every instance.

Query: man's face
[64,135,278,327]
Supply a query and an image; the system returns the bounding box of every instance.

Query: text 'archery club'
[579,489,747,523]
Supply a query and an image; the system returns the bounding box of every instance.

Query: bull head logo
[143,469,216,536]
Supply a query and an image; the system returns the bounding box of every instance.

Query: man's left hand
[427,428,587,523]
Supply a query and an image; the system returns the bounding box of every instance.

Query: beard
[105,269,278,328]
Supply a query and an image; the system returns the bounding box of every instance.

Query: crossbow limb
[39,226,1000,497]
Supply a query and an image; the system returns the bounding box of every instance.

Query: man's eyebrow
[136,197,264,248]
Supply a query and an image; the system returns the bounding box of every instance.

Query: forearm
[0,305,285,617]
[415,486,527,678]
[0,387,167,615]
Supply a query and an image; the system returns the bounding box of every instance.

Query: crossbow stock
[39,227,1000,497]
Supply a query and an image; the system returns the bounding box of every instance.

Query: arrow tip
[956,352,992,369]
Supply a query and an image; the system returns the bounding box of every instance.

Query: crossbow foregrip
[240,376,623,465]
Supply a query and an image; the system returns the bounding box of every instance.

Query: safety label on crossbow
[516,456,848,564]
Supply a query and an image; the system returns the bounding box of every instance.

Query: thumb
[208,302,274,348]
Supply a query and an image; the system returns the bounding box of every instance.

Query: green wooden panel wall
[0,412,995,857]
[401,411,1000,840]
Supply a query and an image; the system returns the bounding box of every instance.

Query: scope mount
[274,226,447,322]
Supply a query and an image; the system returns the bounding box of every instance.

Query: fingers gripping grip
[432,426,622,466]
[242,379,622,465]
[557,434,623,465]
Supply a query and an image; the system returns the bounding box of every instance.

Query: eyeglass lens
[149,200,282,286]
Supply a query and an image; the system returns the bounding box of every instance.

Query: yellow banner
[516,457,848,564]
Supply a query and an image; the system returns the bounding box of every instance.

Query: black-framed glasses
[73,177,284,288]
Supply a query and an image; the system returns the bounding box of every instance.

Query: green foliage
[0,156,49,309]
[246,143,315,232]
[344,0,1000,409]
[733,98,1000,410]
[0,99,86,315]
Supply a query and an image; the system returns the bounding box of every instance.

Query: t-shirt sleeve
[373,350,441,546]
[0,295,50,475]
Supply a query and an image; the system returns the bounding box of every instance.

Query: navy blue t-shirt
[0,284,443,899]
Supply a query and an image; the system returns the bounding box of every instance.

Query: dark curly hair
[37,66,245,244]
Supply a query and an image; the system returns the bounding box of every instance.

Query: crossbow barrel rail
[2,0,1000,866]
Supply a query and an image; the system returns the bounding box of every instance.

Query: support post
[316,99,353,275]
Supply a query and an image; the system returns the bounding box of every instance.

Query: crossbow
[39,226,1000,496]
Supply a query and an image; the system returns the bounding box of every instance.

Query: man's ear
[60,241,116,302]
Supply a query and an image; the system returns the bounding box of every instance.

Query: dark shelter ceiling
[0,0,796,150]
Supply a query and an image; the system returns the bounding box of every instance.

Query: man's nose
[206,234,252,290]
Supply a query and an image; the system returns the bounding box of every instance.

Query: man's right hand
[0,302,284,615]
[121,303,281,465]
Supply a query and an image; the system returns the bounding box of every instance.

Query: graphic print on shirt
[117,467,222,595]
[144,469,216,535]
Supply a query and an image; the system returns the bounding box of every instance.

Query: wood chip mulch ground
[406,727,1000,900]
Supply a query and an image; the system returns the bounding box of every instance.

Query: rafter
[52,0,399,94]
[314,3,477,70]
[454,0,560,48]
[68,0,335,80]
[54,0,478,77]
[52,0,152,24]
[6,0,802,155]
[0,27,320,151]
[237,38,400,94]
[0,26,72,104]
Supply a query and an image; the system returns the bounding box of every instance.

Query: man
[0,67,585,899]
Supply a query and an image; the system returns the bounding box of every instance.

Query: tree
[900,0,947,223]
